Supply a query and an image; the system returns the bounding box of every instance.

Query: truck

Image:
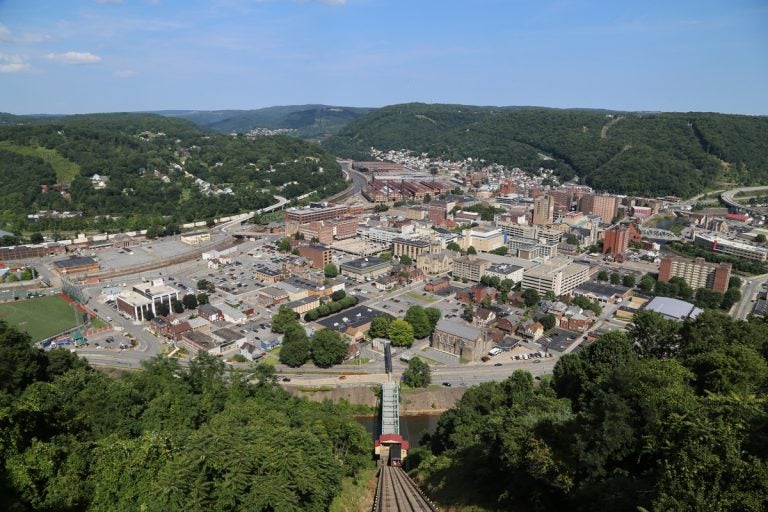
[488,347,502,357]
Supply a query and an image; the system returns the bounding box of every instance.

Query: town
[1,150,765,390]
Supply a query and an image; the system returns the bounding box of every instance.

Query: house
[197,303,224,322]
[212,302,248,324]
[240,342,264,361]
[375,275,398,291]
[186,316,212,333]
[430,319,488,362]
[496,312,524,334]
[424,276,451,293]
[456,285,497,305]
[287,296,321,315]
[518,320,544,341]
[472,308,497,328]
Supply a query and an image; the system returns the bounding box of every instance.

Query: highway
[733,273,768,320]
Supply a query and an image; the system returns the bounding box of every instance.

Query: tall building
[659,256,732,293]
[579,194,618,224]
[532,195,554,225]
[521,257,591,296]
[602,224,640,256]
[452,255,490,282]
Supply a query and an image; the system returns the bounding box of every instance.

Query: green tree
[467,246,477,255]
[402,357,431,388]
[196,292,209,305]
[374,203,389,212]
[755,233,766,243]
[522,288,540,307]
[331,290,346,301]
[311,328,348,368]
[597,270,609,282]
[369,314,393,339]
[182,293,198,310]
[271,306,298,334]
[424,307,441,331]
[29,232,44,244]
[399,254,413,265]
[280,325,311,367]
[405,305,432,339]
[446,242,461,252]
[276,237,292,252]
[610,272,622,285]
[639,274,656,293]
[171,299,184,314]
[379,251,393,261]
[695,288,724,309]
[537,314,556,331]
[324,263,338,278]
[156,303,170,317]
[622,274,636,288]
[628,309,680,358]
[721,287,741,309]
[728,276,742,289]
[388,319,414,347]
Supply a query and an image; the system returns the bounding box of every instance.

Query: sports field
[0,295,80,342]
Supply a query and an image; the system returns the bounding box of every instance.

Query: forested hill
[0,321,370,511]
[324,103,768,197]
[0,113,345,235]
[154,105,373,140]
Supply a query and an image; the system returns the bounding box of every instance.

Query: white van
[488,347,502,357]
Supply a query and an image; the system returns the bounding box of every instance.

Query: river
[355,413,443,448]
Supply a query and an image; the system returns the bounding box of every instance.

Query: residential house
[518,320,544,341]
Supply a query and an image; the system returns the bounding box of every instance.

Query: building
[452,255,491,282]
[180,231,212,246]
[0,243,65,261]
[521,257,591,297]
[297,221,334,245]
[393,238,432,260]
[254,264,287,283]
[284,203,350,223]
[456,285,497,305]
[424,276,451,293]
[316,305,386,341]
[430,319,488,362]
[417,250,455,275]
[573,281,633,304]
[602,223,640,256]
[116,280,180,321]
[298,244,333,269]
[507,236,558,260]
[532,195,554,225]
[694,233,768,262]
[286,296,321,315]
[658,256,732,293]
[644,296,703,321]
[462,226,504,252]
[212,302,248,324]
[340,257,391,282]
[52,256,99,275]
[197,303,224,322]
[579,194,618,224]
[485,263,524,284]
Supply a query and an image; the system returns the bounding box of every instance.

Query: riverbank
[284,384,466,413]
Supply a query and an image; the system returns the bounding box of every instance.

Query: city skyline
[0,0,767,115]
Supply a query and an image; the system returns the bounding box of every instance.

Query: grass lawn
[0,141,81,184]
[405,291,438,303]
[0,295,79,342]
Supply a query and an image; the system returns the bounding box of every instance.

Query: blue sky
[1,0,766,114]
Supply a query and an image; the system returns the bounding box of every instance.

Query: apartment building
[452,255,491,282]
[532,195,555,225]
[659,255,732,293]
[298,244,333,269]
[579,193,618,224]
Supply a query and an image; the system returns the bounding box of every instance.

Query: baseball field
[0,295,80,342]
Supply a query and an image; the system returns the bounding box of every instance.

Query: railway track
[374,465,437,512]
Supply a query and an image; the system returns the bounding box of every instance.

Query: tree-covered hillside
[0,321,370,512]
[155,105,373,140]
[410,310,768,511]
[324,103,768,197]
[0,113,345,234]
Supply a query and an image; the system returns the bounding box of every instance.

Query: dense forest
[0,321,370,512]
[154,105,373,139]
[324,103,768,197]
[0,113,345,235]
[410,309,768,511]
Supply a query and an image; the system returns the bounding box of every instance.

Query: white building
[521,257,591,297]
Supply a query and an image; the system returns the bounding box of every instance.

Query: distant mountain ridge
[152,104,373,139]
[323,103,768,198]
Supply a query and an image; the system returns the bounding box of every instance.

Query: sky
[0,0,766,115]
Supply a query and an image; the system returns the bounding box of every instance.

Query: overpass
[720,186,768,217]
[371,345,438,511]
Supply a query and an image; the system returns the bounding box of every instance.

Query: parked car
[442,382,452,387]
[494,363,502,367]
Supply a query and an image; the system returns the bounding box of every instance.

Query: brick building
[298,244,332,269]
[658,256,731,293]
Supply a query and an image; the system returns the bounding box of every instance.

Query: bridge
[721,186,768,217]
[640,227,681,241]
[372,345,438,511]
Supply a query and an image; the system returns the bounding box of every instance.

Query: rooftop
[434,318,481,340]
[645,296,703,321]
[316,305,385,332]
[341,256,389,270]
[53,256,97,268]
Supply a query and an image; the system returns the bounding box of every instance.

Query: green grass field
[0,141,81,184]
[0,295,80,342]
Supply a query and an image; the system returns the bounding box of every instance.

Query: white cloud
[45,51,103,64]
[0,53,30,73]
[0,23,50,44]
[113,69,136,77]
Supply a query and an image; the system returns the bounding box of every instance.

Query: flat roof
[575,281,630,297]
[53,256,97,268]
[117,290,152,307]
[645,296,703,320]
[317,305,386,332]
[341,256,388,270]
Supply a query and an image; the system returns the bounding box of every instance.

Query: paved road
[733,274,768,319]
